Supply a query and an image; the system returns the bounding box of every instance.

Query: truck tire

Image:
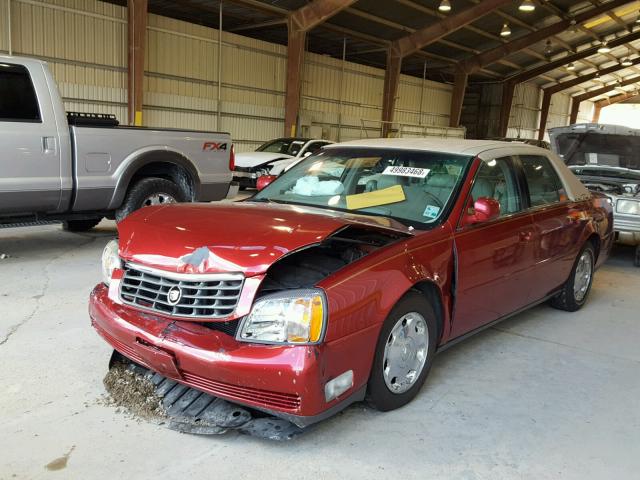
[62,218,102,232]
[115,177,187,222]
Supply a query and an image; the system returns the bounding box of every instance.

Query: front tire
[550,242,595,312]
[115,177,187,222]
[367,292,438,412]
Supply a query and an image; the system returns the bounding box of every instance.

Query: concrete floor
[1,219,639,480]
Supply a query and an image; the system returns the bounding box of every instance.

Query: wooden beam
[459,0,632,74]
[499,80,516,137]
[127,0,147,126]
[283,0,356,136]
[592,104,602,122]
[570,76,640,124]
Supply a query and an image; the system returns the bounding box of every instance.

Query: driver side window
[470,157,523,216]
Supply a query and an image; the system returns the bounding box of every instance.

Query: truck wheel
[366,292,437,412]
[635,245,640,267]
[62,218,102,232]
[115,177,187,222]
[550,242,595,312]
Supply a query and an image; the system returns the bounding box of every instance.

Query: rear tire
[550,242,595,312]
[115,177,187,222]
[366,292,437,412]
[62,218,102,232]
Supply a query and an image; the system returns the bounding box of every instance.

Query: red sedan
[90,139,613,428]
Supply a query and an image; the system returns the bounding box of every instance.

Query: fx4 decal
[203,142,228,151]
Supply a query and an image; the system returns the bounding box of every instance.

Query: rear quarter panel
[71,127,232,211]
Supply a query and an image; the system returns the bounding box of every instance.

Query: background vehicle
[90,139,613,431]
[549,123,640,266]
[488,137,551,149]
[233,137,333,189]
[0,55,236,231]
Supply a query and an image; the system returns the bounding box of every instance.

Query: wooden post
[498,80,515,137]
[538,90,552,141]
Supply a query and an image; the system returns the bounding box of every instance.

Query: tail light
[229,144,235,171]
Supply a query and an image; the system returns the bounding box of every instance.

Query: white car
[233,137,333,188]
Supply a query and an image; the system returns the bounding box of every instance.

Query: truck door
[0,62,62,214]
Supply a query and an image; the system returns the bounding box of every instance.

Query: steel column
[127,0,147,126]
[537,91,552,141]
[498,80,515,137]
[217,2,222,131]
[381,51,401,137]
[569,100,581,125]
[450,69,468,128]
[283,0,356,137]
[6,0,11,55]
[284,23,305,137]
[592,105,602,123]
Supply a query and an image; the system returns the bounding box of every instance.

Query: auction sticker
[382,166,429,178]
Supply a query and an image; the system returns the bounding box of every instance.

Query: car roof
[323,137,590,202]
[324,137,550,158]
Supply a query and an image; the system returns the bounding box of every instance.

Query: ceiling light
[567,63,576,71]
[500,23,511,37]
[622,57,633,67]
[438,0,451,12]
[544,40,553,60]
[519,0,535,12]
[597,42,611,54]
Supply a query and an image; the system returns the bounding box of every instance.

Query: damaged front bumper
[89,283,364,428]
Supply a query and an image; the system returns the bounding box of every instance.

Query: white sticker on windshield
[382,166,430,178]
[423,205,440,219]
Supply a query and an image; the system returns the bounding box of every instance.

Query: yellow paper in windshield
[346,185,406,210]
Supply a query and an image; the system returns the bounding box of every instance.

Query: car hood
[117,202,412,276]
[235,151,294,168]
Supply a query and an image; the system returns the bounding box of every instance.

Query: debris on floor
[102,363,166,421]
[102,355,304,441]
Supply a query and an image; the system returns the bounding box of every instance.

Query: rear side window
[0,63,41,122]
[520,155,566,207]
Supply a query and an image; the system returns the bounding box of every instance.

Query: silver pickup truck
[1,55,236,231]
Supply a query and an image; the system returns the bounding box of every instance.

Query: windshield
[251,147,473,228]
[555,132,640,171]
[256,138,307,156]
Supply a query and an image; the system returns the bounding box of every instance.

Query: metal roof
[103,0,640,94]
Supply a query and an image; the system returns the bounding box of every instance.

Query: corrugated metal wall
[0,0,463,152]
[4,0,591,147]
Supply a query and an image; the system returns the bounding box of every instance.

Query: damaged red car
[90,139,614,428]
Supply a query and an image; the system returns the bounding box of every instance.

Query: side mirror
[256,174,278,191]
[463,197,500,225]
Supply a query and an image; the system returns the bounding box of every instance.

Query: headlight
[616,199,640,215]
[237,289,326,345]
[101,239,121,286]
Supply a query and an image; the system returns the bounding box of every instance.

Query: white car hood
[235,151,294,168]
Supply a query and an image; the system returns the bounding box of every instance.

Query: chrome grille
[120,263,244,318]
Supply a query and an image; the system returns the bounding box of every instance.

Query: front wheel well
[411,281,445,343]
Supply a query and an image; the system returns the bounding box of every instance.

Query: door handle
[42,136,57,154]
[519,230,533,242]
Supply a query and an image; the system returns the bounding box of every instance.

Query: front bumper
[614,214,640,245]
[232,171,258,189]
[89,283,363,427]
